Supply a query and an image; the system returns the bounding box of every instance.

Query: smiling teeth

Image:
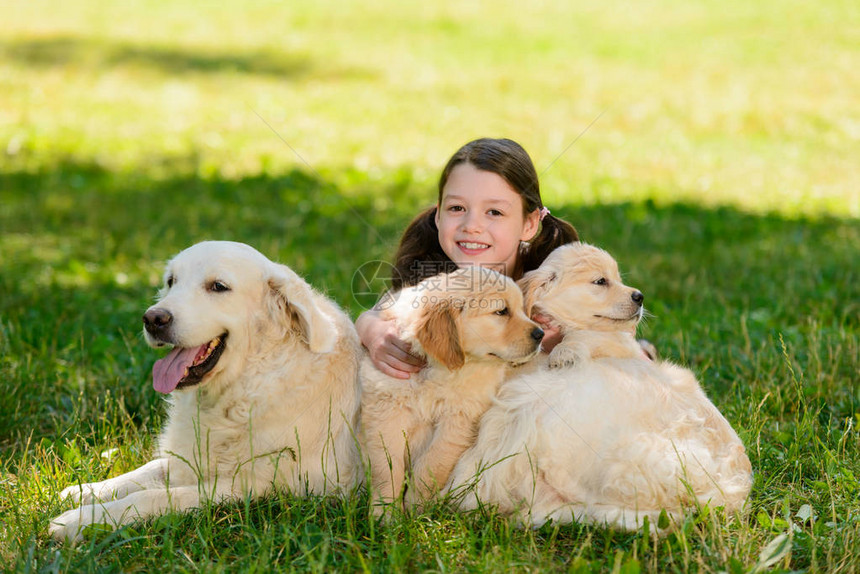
[459,242,488,249]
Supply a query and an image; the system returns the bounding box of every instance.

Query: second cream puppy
[361,267,543,514]
[448,243,752,531]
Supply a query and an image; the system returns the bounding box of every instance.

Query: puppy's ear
[267,264,337,353]
[415,301,465,370]
[518,268,557,316]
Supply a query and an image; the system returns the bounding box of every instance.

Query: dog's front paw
[49,504,115,544]
[49,506,93,543]
[59,482,99,505]
[548,346,579,369]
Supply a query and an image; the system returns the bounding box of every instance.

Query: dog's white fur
[449,243,752,531]
[360,267,542,514]
[50,241,362,542]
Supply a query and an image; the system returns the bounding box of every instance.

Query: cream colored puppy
[449,242,752,531]
[50,241,362,543]
[361,267,544,514]
[523,241,647,367]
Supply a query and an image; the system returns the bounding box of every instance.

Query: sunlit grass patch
[1,0,858,570]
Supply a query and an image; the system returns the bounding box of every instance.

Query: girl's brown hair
[390,138,578,289]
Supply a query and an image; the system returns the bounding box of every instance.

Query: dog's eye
[494,307,509,317]
[593,277,608,286]
[166,275,175,288]
[209,281,231,293]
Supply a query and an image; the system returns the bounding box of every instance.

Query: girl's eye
[495,307,509,317]
[488,209,503,217]
[448,205,465,212]
[210,281,231,293]
[593,278,608,286]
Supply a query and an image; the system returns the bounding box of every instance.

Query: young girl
[356,137,579,379]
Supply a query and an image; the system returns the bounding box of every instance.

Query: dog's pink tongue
[152,346,200,394]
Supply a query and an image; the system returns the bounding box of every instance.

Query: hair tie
[539,206,551,221]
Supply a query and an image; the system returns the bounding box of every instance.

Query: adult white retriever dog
[50,241,362,542]
[448,242,752,531]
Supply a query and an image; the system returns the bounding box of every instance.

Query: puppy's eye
[593,277,608,286]
[166,275,175,288]
[209,281,231,293]
[495,307,509,317]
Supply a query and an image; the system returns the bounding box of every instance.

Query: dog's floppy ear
[518,267,557,316]
[267,264,337,353]
[415,300,465,370]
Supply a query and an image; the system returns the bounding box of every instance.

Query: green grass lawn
[1,1,858,571]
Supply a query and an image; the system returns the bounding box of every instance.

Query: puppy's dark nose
[631,291,644,305]
[530,327,545,342]
[143,308,173,334]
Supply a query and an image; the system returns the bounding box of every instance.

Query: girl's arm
[355,309,426,379]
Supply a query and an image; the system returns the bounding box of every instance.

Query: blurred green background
[1,1,858,570]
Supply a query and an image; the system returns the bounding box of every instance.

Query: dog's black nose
[143,308,173,333]
[531,327,545,342]
[631,291,644,305]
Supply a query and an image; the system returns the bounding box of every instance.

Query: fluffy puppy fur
[51,241,362,542]
[360,267,543,514]
[449,242,752,531]
[523,241,646,367]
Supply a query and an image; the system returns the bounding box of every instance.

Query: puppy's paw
[371,501,386,519]
[403,489,429,513]
[371,500,402,524]
[548,345,580,369]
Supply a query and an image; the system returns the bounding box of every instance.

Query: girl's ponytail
[391,206,457,290]
[519,213,579,276]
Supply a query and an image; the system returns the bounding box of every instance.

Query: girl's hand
[532,312,563,354]
[356,309,426,379]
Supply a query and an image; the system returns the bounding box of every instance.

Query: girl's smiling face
[435,162,540,275]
